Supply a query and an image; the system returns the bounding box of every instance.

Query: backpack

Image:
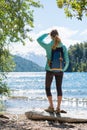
[49,47,65,71]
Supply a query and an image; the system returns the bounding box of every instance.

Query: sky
[10,0,87,56]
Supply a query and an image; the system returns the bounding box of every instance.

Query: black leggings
[45,71,63,96]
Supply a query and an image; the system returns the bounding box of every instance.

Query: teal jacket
[37,34,69,72]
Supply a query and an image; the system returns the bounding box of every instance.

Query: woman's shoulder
[61,43,66,48]
[62,45,68,53]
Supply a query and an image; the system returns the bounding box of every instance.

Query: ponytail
[52,36,61,50]
[50,29,61,50]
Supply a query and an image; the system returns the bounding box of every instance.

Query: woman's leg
[55,72,63,110]
[45,71,54,108]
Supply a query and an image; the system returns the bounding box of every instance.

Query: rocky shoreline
[0,113,87,130]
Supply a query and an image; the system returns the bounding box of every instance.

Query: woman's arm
[37,34,48,49]
[63,45,69,72]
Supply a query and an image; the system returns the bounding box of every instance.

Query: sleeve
[63,45,69,72]
[37,34,48,49]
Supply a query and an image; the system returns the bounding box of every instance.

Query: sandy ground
[0,113,87,130]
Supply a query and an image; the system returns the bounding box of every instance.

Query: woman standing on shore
[37,29,69,113]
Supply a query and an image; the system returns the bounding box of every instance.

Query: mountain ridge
[13,55,44,72]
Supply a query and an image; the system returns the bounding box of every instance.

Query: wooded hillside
[68,42,87,72]
[13,55,44,72]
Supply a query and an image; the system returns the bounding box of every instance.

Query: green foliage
[0,48,15,72]
[56,0,87,20]
[0,48,15,95]
[0,100,5,112]
[0,0,42,95]
[0,74,10,96]
[0,82,10,96]
[68,42,87,72]
[0,0,42,44]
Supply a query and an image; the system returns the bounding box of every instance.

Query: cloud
[9,26,82,56]
[79,30,87,42]
[36,26,80,47]
[10,33,46,56]
[80,29,87,35]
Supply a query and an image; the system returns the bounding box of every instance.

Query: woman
[37,29,69,113]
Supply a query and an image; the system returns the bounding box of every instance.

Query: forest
[68,42,87,72]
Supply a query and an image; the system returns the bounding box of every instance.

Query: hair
[50,29,59,37]
[50,29,61,50]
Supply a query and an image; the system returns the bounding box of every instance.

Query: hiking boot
[55,108,67,114]
[55,108,60,114]
[45,106,54,113]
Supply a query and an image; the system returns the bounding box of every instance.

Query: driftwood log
[25,110,87,123]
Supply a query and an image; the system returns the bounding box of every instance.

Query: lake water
[1,72,87,114]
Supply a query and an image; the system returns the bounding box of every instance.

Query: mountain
[17,53,46,67]
[27,53,46,67]
[13,55,44,72]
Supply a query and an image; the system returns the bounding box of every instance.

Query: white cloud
[10,33,46,56]
[80,29,87,36]
[9,26,82,56]
[79,30,87,42]
[36,26,80,48]
[62,39,80,48]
